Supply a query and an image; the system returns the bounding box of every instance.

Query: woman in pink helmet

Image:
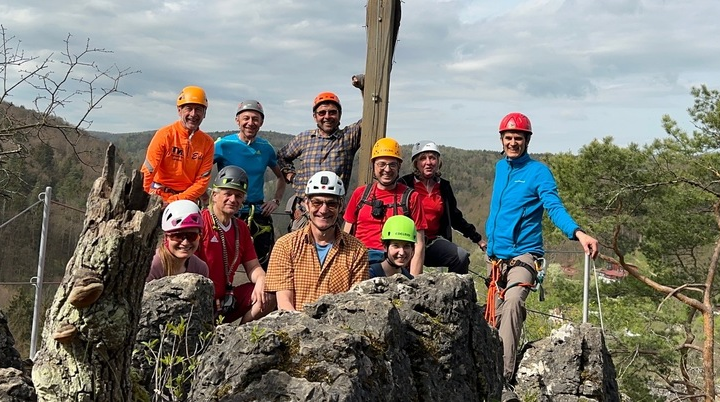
[146,200,209,282]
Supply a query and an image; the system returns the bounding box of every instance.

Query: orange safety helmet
[313,92,342,112]
[371,137,403,161]
[177,86,208,108]
[498,112,532,134]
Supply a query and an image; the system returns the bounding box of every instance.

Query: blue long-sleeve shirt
[214,134,278,205]
[486,153,580,259]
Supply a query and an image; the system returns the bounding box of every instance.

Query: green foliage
[249,325,267,344]
[5,288,34,358]
[138,317,215,402]
[548,85,720,398]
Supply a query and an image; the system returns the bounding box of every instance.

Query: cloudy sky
[2,0,719,153]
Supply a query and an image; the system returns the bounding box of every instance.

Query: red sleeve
[343,185,365,224]
[410,191,428,231]
[195,210,211,263]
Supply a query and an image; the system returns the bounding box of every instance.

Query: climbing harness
[242,204,275,267]
[484,256,546,327]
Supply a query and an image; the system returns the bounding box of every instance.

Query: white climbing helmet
[161,200,203,232]
[305,171,345,197]
[411,140,441,161]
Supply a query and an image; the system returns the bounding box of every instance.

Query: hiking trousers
[424,237,470,274]
[488,252,536,381]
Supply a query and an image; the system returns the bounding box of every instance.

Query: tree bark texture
[32,144,163,402]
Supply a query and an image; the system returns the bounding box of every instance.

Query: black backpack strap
[400,186,414,218]
[351,183,375,235]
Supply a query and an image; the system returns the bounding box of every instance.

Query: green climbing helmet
[380,215,417,243]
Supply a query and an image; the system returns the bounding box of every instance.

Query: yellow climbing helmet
[371,137,403,161]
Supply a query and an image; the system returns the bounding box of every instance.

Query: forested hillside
[0,102,113,355]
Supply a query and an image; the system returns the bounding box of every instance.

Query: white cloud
[2,0,720,153]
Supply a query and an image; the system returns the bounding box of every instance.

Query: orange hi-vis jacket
[141,121,215,202]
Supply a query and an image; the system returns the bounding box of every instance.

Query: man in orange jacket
[141,85,215,204]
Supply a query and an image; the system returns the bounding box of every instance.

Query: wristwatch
[271,198,280,205]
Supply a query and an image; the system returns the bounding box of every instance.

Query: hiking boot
[501,385,520,402]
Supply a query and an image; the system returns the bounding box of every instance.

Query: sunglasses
[167,232,200,242]
[315,109,339,117]
[308,198,341,210]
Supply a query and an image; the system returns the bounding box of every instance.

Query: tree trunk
[31,144,163,402]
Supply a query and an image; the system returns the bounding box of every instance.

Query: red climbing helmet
[498,112,532,135]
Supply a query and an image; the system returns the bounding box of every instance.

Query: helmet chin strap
[385,255,404,269]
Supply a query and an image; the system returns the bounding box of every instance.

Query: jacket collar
[505,153,531,167]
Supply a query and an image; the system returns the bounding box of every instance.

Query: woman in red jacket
[398,141,486,274]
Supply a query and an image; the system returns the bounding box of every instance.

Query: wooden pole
[358,0,401,186]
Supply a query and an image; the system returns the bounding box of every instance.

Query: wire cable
[0,200,42,230]
[592,258,605,333]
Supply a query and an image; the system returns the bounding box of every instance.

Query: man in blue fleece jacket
[485,112,598,401]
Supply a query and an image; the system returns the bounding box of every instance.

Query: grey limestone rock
[188,273,504,401]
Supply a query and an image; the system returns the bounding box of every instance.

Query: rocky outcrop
[0,310,22,371]
[1,268,623,401]
[132,273,215,399]
[0,310,35,401]
[130,272,622,401]
[188,273,504,401]
[515,322,620,401]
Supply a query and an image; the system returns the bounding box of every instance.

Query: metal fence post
[30,186,51,360]
[582,253,590,323]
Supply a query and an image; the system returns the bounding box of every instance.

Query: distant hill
[0,102,113,316]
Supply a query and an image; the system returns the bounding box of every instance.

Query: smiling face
[305,195,342,231]
[501,131,529,159]
[236,110,264,140]
[177,103,206,132]
[385,240,414,267]
[414,151,440,179]
[313,103,341,134]
[165,229,201,259]
[211,188,246,217]
[373,156,401,187]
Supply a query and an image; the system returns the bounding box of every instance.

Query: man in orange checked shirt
[141,85,215,204]
[265,171,368,311]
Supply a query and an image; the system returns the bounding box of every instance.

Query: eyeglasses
[167,232,200,242]
[374,161,399,170]
[315,109,339,117]
[308,198,341,210]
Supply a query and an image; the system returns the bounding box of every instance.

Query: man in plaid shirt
[277,75,364,231]
[265,171,369,311]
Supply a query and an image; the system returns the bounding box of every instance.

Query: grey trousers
[489,253,536,381]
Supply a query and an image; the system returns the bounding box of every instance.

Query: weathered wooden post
[358,0,402,186]
[32,144,163,401]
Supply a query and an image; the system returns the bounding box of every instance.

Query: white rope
[591,259,605,333]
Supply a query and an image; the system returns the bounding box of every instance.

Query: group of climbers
[140,83,599,402]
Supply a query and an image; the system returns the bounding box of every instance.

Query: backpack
[351,183,414,234]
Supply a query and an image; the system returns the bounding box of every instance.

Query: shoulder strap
[400,186,414,218]
[351,184,375,235]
